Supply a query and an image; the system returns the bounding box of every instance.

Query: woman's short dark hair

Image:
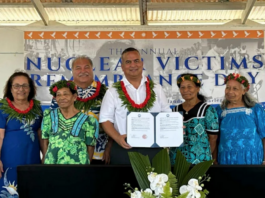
[177,73,206,102]
[3,71,37,101]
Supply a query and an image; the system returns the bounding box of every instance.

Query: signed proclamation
[127,112,183,147]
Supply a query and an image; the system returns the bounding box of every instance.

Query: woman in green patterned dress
[42,80,98,164]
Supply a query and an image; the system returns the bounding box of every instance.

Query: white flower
[150,181,164,195]
[188,179,202,191]
[148,172,157,183]
[131,190,142,198]
[179,179,202,198]
[144,188,153,194]
[180,185,201,198]
[179,185,192,195]
[149,173,169,196]
[154,174,168,183]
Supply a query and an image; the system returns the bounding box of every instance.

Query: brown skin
[121,51,143,89]
[102,51,144,149]
[43,88,93,163]
[225,80,265,165]
[72,58,94,89]
[179,80,218,162]
[225,80,246,108]
[0,76,42,174]
[72,58,113,164]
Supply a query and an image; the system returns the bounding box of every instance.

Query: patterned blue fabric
[170,103,219,165]
[0,105,42,197]
[216,104,265,165]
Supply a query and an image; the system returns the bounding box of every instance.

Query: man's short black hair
[121,47,140,60]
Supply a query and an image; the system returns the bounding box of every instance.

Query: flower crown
[177,74,201,87]
[49,80,77,97]
[224,73,250,90]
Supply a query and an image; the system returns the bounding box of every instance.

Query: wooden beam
[31,0,49,26]
[241,0,257,24]
[139,0,147,25]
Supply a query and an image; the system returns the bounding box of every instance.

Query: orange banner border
[24,30,264,40]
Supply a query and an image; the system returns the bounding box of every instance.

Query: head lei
[224,73,250,91]
[177,74,201,87]
[49,80,77,97]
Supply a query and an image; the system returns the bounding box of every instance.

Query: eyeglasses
[12,84,30,90]
[56,93,71,98]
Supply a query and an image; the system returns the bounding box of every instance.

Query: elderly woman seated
[216,73,265,165]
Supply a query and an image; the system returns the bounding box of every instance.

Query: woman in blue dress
[169,74,219,165]
[216,73,265,165]
[0,71,42,197]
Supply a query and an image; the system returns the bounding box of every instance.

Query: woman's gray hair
[221,84,257,109]
[71,55,93,69]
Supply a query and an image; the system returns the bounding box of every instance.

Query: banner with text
[24,30,265,107]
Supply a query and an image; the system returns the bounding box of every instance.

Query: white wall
[0,28,24,97]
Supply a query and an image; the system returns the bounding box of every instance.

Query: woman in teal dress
[0,71,42,198]
[216,73,265,165]
[169,74,219,165]
[42,80,99,164]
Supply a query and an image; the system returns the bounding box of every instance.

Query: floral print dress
[216,104,265,164]
[41,108,98,164]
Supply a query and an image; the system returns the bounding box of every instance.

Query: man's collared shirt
[99,74,171,135]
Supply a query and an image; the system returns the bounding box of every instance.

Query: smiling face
[179,80,200,101]
[72,58,93,87]
[121,51,143,81]
[225,80,246,104]
[11,76,30,101]
[55,87,77,109]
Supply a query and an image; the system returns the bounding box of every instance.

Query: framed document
[127,112,183,147]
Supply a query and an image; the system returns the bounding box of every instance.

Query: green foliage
[177,192,189,198]
[181,160,214,186]
[0,99,42,124]
[142,192,156,198]
[74,83,106,112]
[128,150,212,198]
[200,191,206,198]
[173,150,191,188]
[168,172,178,197]
[161,182,173,198]
[152,149,171,174]
[200,189,209,198]
[128,152,151,190]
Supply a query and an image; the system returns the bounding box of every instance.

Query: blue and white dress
[216,104,265,165]
[0,105,42,198]
[170,102,219,165]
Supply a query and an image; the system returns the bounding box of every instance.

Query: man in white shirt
[99,47,171,164]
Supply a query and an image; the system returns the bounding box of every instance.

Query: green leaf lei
[0,99,42,124]
[74,83,107,112]
[113,78,156,112]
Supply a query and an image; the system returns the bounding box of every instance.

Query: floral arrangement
[224,73,250,90]
[49,80,77,97]
[125,149,212,198]
[177,75,201,87]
